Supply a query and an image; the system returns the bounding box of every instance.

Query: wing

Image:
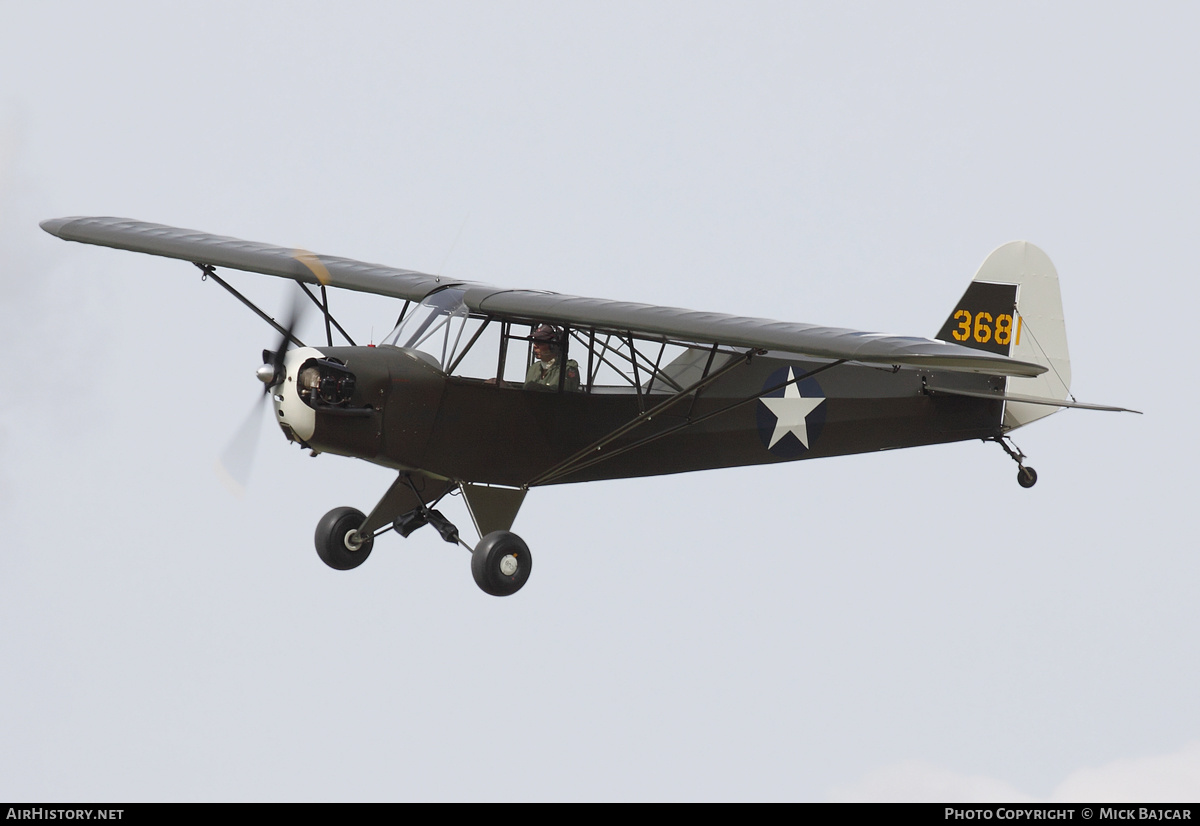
[41,216,439,300]
[41,216,1047,377]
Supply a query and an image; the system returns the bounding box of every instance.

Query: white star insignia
[760,368,825,449]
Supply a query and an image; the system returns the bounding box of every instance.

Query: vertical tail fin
[935,279,1019,356]
[936,242,1071,430]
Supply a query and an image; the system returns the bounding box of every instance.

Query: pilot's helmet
[531,324,560,343]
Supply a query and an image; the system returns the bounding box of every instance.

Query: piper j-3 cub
[41,217,1138,596]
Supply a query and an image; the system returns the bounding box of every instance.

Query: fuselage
[272,344,1005,488]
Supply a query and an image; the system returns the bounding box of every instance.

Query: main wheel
[471,531,532,596]
[1017,466,1038,488]
[315,506,374,570]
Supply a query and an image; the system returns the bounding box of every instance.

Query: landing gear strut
[991,435,1037,489]
[396,503,534,597]
[313,476,534,595]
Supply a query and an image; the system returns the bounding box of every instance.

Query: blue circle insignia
[755,366,827,459]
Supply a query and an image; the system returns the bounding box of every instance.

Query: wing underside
[42,216,1048,377]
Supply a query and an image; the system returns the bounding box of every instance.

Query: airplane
[40,217,1139,596]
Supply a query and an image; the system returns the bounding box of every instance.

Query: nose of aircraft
[271,347,322,443]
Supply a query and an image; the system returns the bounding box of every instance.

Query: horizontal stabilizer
[926,384,1140,414]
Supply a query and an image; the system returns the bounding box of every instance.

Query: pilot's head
[531,324,560,362]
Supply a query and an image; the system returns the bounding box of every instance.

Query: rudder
[936,242,1071,430]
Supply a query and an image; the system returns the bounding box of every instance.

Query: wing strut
[195,263,305,348]
[297,282,356,346]
[195,263,359,349]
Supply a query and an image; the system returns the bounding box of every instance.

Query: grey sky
[1,1,1195,801]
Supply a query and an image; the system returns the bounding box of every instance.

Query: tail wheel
[315,506,374,570]
[472,531,532,596]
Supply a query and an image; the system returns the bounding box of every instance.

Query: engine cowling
[271,345,446,468]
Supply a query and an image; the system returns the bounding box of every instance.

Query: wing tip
[40,217,75,237]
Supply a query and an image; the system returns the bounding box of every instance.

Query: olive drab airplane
[41,217,1138,596]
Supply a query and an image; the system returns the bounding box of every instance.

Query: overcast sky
[1,1,1196,801]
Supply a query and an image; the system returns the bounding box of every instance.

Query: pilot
[525,324,580,392]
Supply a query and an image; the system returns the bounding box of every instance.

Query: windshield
[381,288,469,370]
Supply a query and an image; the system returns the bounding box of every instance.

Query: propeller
[256,289,306,393]
[216,287,308,494]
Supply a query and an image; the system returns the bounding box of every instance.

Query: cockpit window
[381,288,469,370]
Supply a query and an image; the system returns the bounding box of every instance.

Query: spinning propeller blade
[216,286,310,493]
[216,397,267,495]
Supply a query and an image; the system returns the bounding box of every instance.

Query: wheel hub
[499,554,519,576]
[344,530,365,552]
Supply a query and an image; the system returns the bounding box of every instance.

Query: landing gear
[991,435,1038,489]
[471,531,532,597]
[313,477,534,595]
[315,506,374,570]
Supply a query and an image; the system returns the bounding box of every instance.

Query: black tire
[471,531,532,596]
[315,506,374,570]
[1017,467,1038,488]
